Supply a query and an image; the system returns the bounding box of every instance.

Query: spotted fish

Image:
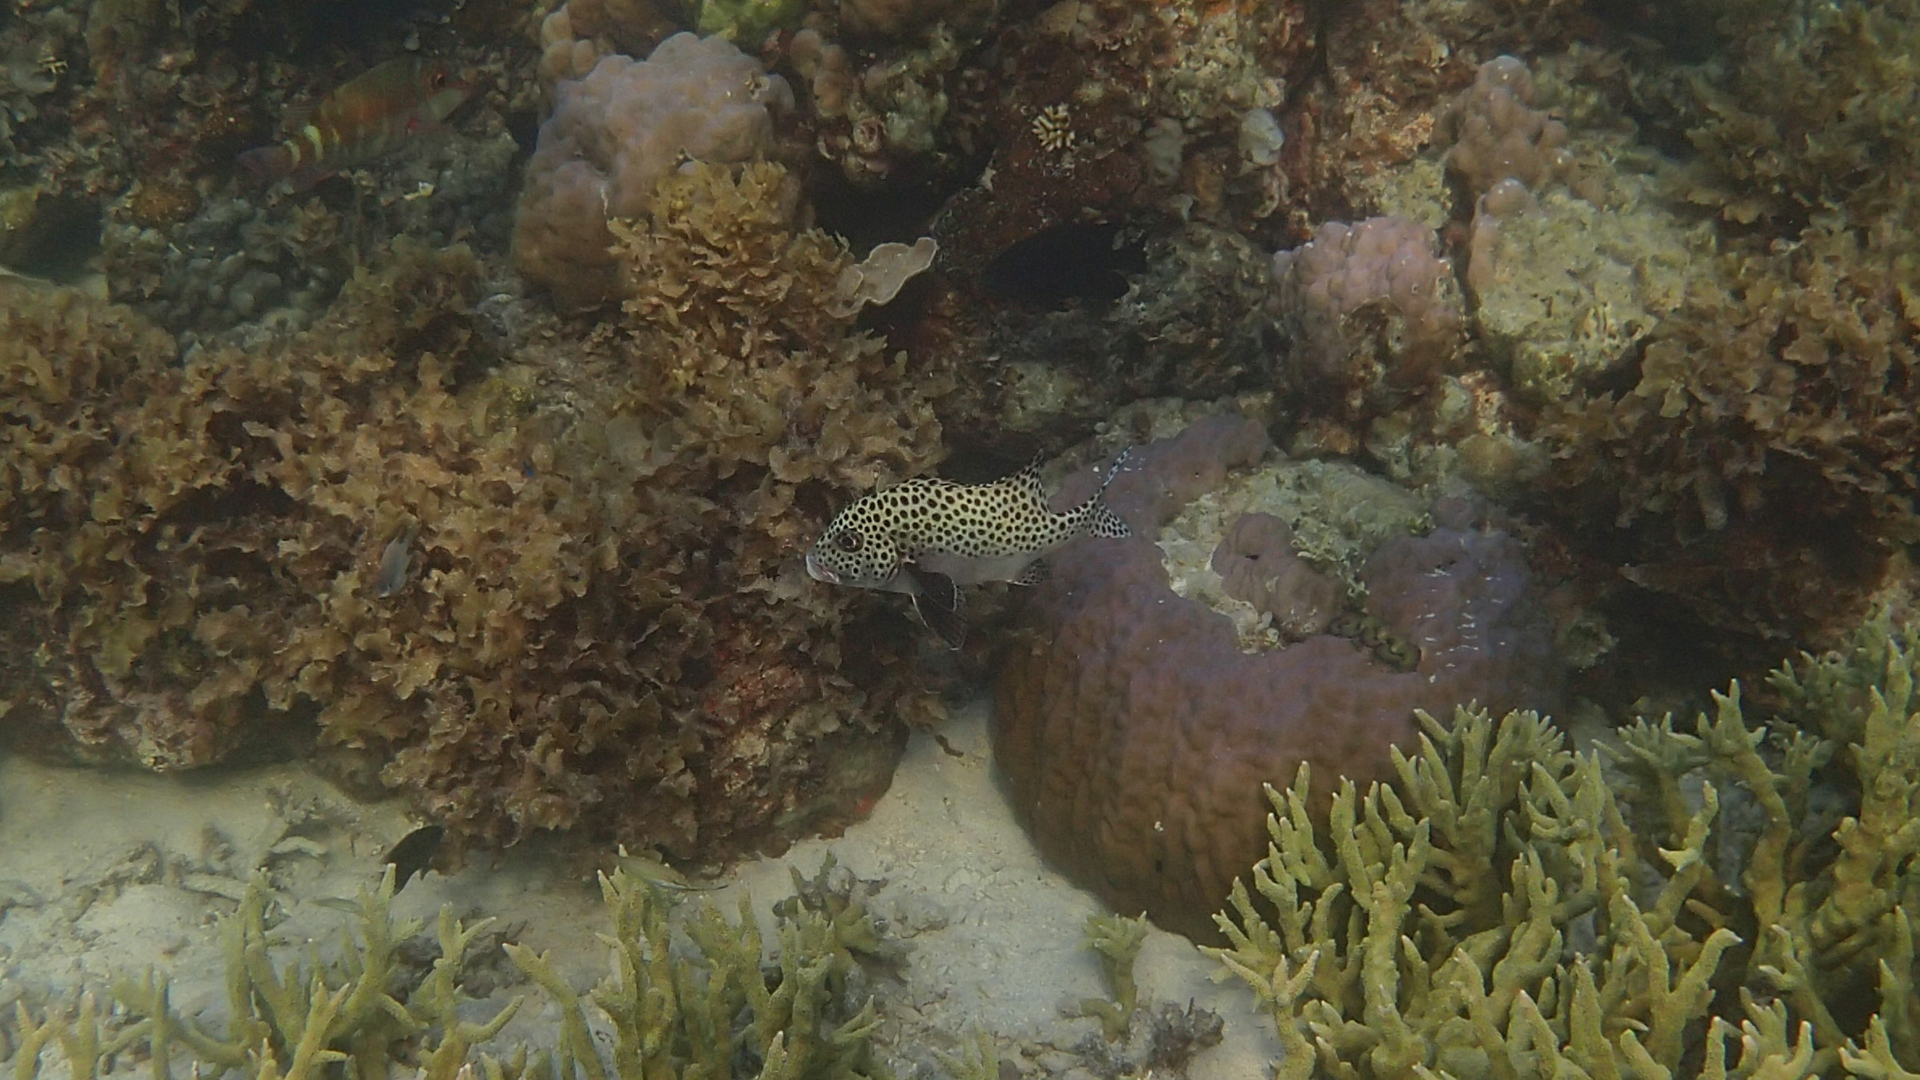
[805,452,1133,648]
[238,57,469,185]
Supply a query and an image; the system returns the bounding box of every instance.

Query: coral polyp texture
[1269,215,1463,420]
[1439,54,1568,198]
[1,171,952,856]
[991,415,1562,940]
[1437,54,1714,409]
[513,32,795,310]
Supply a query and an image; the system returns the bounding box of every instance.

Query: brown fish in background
[383,824,445,889]
[238,57,470,185]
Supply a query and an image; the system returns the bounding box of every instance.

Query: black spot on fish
[384,824,445,889]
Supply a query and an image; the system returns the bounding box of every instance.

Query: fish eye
[834,531,863,553]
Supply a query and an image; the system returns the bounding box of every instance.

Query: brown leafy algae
[0,159,957,863]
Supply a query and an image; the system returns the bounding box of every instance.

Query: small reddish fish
[239,57,469,185]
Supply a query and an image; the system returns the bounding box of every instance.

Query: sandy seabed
[0,698,1281,1079]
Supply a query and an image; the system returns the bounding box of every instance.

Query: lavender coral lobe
[992,417,1562,940]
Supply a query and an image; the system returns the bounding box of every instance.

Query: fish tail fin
[1082,446,1136,538]
[1098,446,1135,490]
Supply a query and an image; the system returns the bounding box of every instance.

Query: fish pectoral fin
[911,594,968,650]
[1009,559,1051,587]
[904,564,961,614]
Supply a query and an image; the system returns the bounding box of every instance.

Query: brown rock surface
[992,415,1561,939]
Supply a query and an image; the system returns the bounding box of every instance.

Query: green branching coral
[3,868,517,1080]
[506,862,895,1080]
[0,860,901,1080]
[1078,914,1148,1042]
[1610,613,1920,1073]
[1209,614,1920,1079]
[1209,707,1739,1079]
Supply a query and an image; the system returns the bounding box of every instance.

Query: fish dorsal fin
[1086,502,1131,539]
[1012,456,1049,507]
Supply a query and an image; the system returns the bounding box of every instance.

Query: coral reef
[1472,14,1920,665]
[537,0,677,86]
[513,33,796,310]
[1210,513,1343,642]
[1076,913,1148,1041]
[1289,0,1587,229]
[3,869,517,1080]
[782,21,967,187]
[2,162,953,858]
[1211,706,1744,1079]
[992,414,1562,940]
[1210,610,1920,1077]
[1426,53,1711,410]
[510,860,897,1080]
[821,0,995,40]
[943,221,1277,446]
[934,0,1312,271]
